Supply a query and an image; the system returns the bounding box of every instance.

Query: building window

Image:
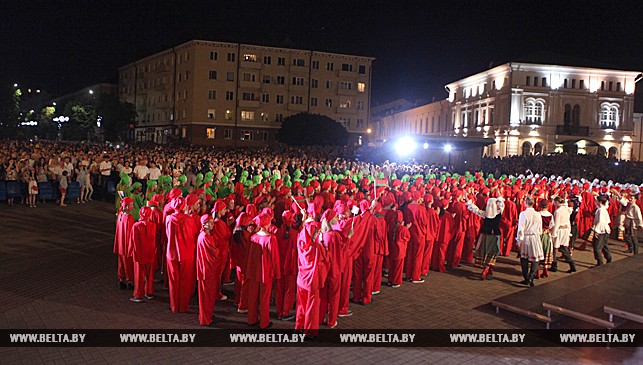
[206,128,216,139]
[243,73,256,82]
[227,52,236,62]
[263,56,271,64]
[325,98,333,107]
[341,63,353,72]
[262,93,269,103]
[311,97,318,106]
[523,98,545,124]
[276,113,284,123]
[609,81,613,91]
[356,119,364,128]
[208,90,216,99]
[542,77,547,87]
[326,80,333,89]
[533,77,538,87]
[563,79,568,88]
[312,60,319,70]
[260,113,269,122]
[293,58,305,66]
[580,80,585,89]
[210,51,218,61]
[227,72,234,81]
[292,77,304,85]
[242,92,256,101]
[207,109,216,119]
[225,110,232,120]
[276,95,284,104]
[209,70,217,80]
[276,76,285,85]
[278,57,286,66]
[241,111,255,121]
[526,76,531,86]
[617,82,621,92]
[225,91,234,100]
[290,96,303,104]
[224,129,232,139]
[600,102,619,129]
[357,82,365,93]
[262,131,269,141]
[311,79,318,88]
[327,62,334,71]
[601,81,605,91]
[358,65,366,74]
[243,54,257,62]
[262,75,271,84]
[340,81,352,90]
[571,79,576,89]
[241,130,253,140]
[356,101,364,110]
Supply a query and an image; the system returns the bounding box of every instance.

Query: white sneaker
[237,308,248,314]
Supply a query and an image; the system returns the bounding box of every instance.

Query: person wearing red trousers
[165,196,198,313]
[275,211,299,320]
[422,194,439,275]
[318,209,345,328]
[246,212,281,329]
[114,197,135,290]
[161,188,183,288]
[432,199,454,272]
[500,190,518,256]
[295,204,329,337]
[231,212,253,314]
[352,199,378,304]
[130,206,157,302]
[388,211,411,287]
[447,191,469,269]
[403,191,428,283]
[462,193,480,264]
[371,203,388,295]
[196,215,219,326]
[333,203,356,318]
[211,200,232,302]
[579,183,596,243]
[148,194,164,273]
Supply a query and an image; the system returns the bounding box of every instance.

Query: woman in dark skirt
[466,195,505,279]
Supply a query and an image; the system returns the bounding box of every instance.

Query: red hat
[441,199,450,208]
[200,214,213,226]
[170,197,185,211]
[381,193,395,207]
[279,186,290,196]
[322,180,332,190]
[392,179,402,187]
[253,212,271,227]
[424,194,434,204]
[359,199,371,213]
[282,211,295,226]
[411,190,422,201]
[121,197,133,207]
[236,212,251,227]
[186,193,199,207]
[139,206,152,220]
[334,202,347,215]
[213,200,226,213]
[305,186,314,196]
[193,188,204,196]
[262,207,274,219]
[151,194,164,204]
[322,208,336,222]
[337,184,347,193]
[253,195,265,206]
[167,188,182,200]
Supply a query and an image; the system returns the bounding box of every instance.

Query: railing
[556,125,589,136]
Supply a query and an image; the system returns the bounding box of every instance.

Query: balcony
[556,125,589,136]
[600,122,618,130]
[239,80,261,89]
[240,61,261,69]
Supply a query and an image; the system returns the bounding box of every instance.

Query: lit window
[357,82,365,93]
[225,110,232,120]
[241,130,253,140]
[206,128,216,139]
[523,98,545,124]
[261,113,269,122]
[207,109,216,119]
[243,54,257,62]
[339,99,351,108]
[600,103,619,129]
[241,111,255,121]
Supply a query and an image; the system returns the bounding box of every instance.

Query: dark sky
[2,0,643,105]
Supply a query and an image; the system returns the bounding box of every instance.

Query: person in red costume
[165,196,198,313]
[275,210,299,321]
[160,188,183,286]
[318,209,345,328]
[447,190,469,269]
[388,210,411,287]
[211,200,232,302]
[296,202,329,337]
[130,206,157,302]
[432,199,454,272]
[499,189,518,255]
[114,197,135,290]
[148,194,165,273]
[352,199,379,303]
[333,202,356,318]
[403,191,428,283]
[578,182,596,249]
[246,212,281,329]
[186,193,201,230]
[422,194,439,275]
[371,202,388,295]
[231,212,253,314]
[196,214,219,326]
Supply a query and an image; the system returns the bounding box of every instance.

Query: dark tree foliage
[277,112,349,146]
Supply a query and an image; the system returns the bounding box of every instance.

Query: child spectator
[59,170,69,207]
[27,173,38,208]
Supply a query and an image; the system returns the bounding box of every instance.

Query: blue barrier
[0,181,6,201]
[6,181,24,199]
[37,181,55,201]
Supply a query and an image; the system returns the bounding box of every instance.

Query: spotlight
[395,136,417,156]
[423,143,429,149]
[444,144,452,152]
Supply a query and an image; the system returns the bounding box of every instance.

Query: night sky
[3,0,643,106]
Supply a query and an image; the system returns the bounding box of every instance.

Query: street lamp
[445,144,453,169]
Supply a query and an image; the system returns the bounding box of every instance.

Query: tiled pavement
[0,201,641,364]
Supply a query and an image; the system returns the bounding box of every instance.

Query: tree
[60,102,96,141]
[0,84,21,139]
[277,112,349,146]
[95,93,136,141]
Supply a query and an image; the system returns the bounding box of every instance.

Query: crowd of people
[2,139,643,335]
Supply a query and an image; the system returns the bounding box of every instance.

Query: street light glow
[395,136,417,156]
[444,144,453,152]
[366,128,372,134]
[89,90,94,94]
[423,143,429,149]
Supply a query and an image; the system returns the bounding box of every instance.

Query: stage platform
[492,252,643,329]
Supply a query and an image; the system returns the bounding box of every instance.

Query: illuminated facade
[376,62,641,160]
[118,40,374,145]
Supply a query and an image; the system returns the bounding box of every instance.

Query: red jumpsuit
[403,203,428,281]
[371,215,388,293]
[447,201,468,268]
[319,229,345,327]
[296,221,329,335]
[580,190,596,238]
[499,199,518,255]
[275,224,299,318]
[388,223,410,285]
[231,220,251,312]
[352,211,378,303]
[166,211,197,313]
[114,212,135,284]
[246,232,281,328]
[422,207,440,275]
[132,219,157,298]
[336,218,356,316]
[196,230,219,326]
[211,218,231,301]
[432,211,454,272]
